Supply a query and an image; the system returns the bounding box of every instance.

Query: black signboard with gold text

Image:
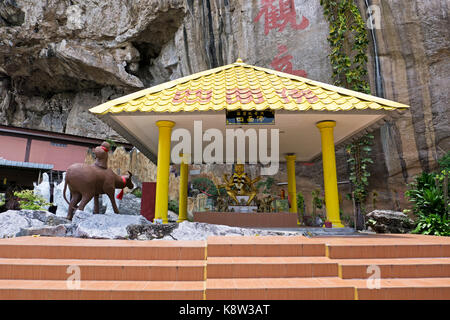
[226,110,275,125]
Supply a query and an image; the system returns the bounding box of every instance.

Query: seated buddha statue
[221,164,261,206]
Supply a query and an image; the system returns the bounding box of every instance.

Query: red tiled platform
[194,212,298,227]
[0,234,449,300]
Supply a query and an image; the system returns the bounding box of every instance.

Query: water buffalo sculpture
[63,163,134,220]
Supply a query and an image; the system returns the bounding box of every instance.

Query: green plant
[438,151,450,171]
[405,151,450,236]
[256,177,275,194]
[346,133,374,230]
[320,0,370,93]
[14,190,51,210]
[311,189,324,218]
[412,213,449,236]
[406,172,448,217]
[168,199,179,215]
[296,192,305,215]
[105,138,117,148]
[346,134,374,206]
[131,188,142,198]
[191,177,218,197]
[341,214,354,228]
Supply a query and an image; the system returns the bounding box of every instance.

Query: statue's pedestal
[228,195,257,212]
[193,211,298,228]
[228,205,258,213]
[236,195,249,204]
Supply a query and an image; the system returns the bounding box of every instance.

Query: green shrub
[412,213,449,236]
[405,151,449,236]
[406,172,448,217]
[168,199,179,215]
[256,177,275,194]
[14,190,51,210]
[131,188,142,198]
[311,189,324,217]
[438,151,450,171]
[341,214,355,228]
[191,177,218,197]
[296,192,305,215]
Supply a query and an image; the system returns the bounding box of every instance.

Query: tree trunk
[355,201,365,230]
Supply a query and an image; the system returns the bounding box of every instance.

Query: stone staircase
[0,236,206,299]
[205,235,450,300]
[0,234,449,299]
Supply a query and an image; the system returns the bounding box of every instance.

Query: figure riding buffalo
[63,142,134,220]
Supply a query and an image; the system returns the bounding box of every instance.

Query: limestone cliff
[0,0,448,211]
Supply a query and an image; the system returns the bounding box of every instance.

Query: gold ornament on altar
[219,164,261,206]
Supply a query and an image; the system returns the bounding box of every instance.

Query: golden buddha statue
[221,164,261,206]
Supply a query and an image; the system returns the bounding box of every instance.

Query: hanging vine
[346,134,374,207]
[321,0,374,228]
[320,0,370,94]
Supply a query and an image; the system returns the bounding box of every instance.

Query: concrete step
[206,277,355,300]
[337,258,450,279]
[207,236,326,257]
[206,277,450,300]
[0,279,204,300]
[0,258,206,281]
[0,236,205,260]
[349,278,450,300]
[327,243,450,259]
[207,256,338,278]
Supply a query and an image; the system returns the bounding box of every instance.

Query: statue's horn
[127,171,133,177]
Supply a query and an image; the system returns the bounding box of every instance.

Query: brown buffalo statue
[63,163,134,220]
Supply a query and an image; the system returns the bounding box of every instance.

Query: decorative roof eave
[89,60,410,115]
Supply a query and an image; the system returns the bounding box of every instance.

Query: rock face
[0,209,70,238]
[366,210,414,234]
[71,210,149,239]
[0,0,331,139]
[356,0,449,203]
[126,223,179,240]
[162,221,300,241]
[0,209,301,240]
[1,0,448,212]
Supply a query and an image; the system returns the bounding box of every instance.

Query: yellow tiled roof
[89,59,409,115]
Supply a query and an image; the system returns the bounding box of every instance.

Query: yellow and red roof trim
[89,59,409,115]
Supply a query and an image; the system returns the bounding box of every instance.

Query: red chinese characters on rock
[270,45,307,77]
[254,0,309,35]
[172,89,212,104]
[226,88,265,104]
[276,88,319,104]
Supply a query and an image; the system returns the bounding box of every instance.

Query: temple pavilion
[89,59,408,228]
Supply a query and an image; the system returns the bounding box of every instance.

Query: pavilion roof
[89,59,409,115]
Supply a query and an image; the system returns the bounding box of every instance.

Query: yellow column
[177,153,189,223]
[285,154,298,220]
[154,120,175,224]
[316,121,344,228]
